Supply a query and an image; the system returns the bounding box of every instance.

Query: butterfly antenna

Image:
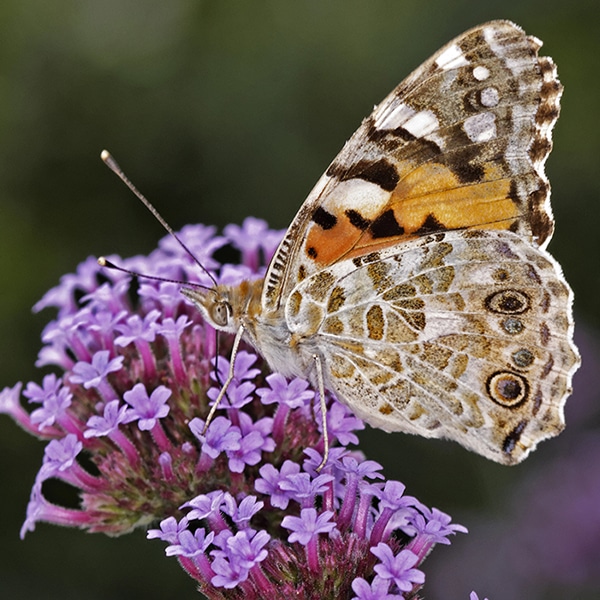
[100,149,218,287]
[97,256,212,291]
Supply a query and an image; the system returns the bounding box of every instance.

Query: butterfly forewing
[262,20,561,313]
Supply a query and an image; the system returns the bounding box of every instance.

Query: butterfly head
[182,285,236,333]
[181,278,264,335]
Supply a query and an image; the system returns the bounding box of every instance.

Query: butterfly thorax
[182,279,317,381]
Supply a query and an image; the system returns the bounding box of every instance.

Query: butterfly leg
[313,353,329,472]
[202,324,245,435]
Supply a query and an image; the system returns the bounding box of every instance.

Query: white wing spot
[403,110,439,138]
[373,101,415,130]
[480,87,500,107]
[473,65,490,81]
[328,179,390,219]
[372,101,445,149]
[435,44,469,70]
[483,25,504,57]
[463,112,497,143]
[506,56,532,76]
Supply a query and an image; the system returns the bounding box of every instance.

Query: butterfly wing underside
[285,230,577,464]
[262,20,562,312]
[255,20,579,463]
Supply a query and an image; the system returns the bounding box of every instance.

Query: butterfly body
[184,20,579,465]
[187,279,318,380]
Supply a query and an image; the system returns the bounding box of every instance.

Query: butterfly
[179,20,579,468]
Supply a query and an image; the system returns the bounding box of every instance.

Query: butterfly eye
[211,302,231,327]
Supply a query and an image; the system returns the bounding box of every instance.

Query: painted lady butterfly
[182,20,579,467]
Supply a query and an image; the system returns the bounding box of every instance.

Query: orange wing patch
[304,158,517,268]
[389,161,516,233]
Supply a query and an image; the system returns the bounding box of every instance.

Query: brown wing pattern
[262,20,561,312]
[285,230,578,464]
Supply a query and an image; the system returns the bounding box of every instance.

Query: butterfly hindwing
[285,229,576,464]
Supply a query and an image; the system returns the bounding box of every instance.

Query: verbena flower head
[2,219,467,598]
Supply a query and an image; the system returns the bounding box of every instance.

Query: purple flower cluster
[148,452,466,598]
[1,218,468,597]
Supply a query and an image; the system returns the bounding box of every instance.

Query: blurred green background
[1,1,599,598]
